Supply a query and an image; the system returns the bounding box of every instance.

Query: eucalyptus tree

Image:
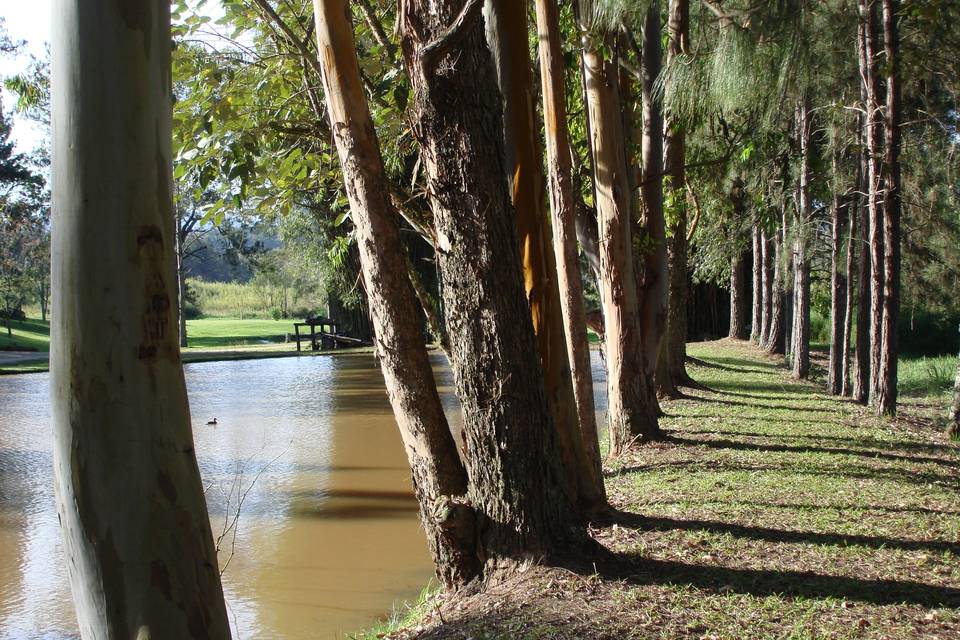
[951,359,960,440]
[533,0,607,507]
[485,0,605,512]
[50,0,230,635]
[578,1,661,450]
[310,0,479,585]
[399,0,584,561]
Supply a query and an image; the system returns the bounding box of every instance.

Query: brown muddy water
[0,351,610,639]
[0,353,462,639]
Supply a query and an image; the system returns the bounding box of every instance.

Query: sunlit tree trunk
[758,227,772,347]
[791,101,812,380]
[766,212,786,355]
[637,0,669,380]
[876,0,901,416]
[312,0,479,586]
[828,181,848,395]
[859,0,885,405]
[750,225,762,343]
[729,251,747,340]
[841,187,858,397]
[485,0,604,512]
[656,0,693,397]
[399,0,582,561]
[579,16,661,453]
[50,0,230,636]
[533,0,606,507]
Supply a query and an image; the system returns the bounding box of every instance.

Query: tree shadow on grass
[681,428,956,455]
[608,509,960,557]
[605,459,960,491]
[687,394,840,414]
[645,497,960,517]
[662,433,960,470]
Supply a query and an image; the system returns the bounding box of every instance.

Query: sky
[0,0,52,152]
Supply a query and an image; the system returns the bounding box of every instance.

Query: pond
[0,350,608,639]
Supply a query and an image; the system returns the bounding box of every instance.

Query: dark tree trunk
[876,0,901,416]
[399,0,582,563]
[729,252,748,340]
[485,0,605,512]
[750,225,762,343]
[828,186,849,395]
[637,0,669,382]
[791,102,812,380]
[313,0,479,586]
[656,0,693,397]
[852,155,872,403]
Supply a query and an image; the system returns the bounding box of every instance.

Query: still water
[0,353,464,639]
[0,351,609,639]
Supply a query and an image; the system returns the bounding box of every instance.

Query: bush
[270,307,283,321]
[899,309,960,356]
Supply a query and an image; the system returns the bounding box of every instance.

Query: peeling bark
[312,0,479,585]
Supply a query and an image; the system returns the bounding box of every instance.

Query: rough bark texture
[852,153,873,403]
[828,188,848,395]
[579,20,660,453]
[759,228,773,348]
[313,0,479,586]
[50,1,231,636]
[750,225,763,343]
[766,215,786,355]
[791,103,812,380]
[534,0,606,507]
[637,0,669,379]
[399,0,582,564]
[841,188,858,397]
[656,0,693,397]
[875,0,901,416]
[729,252,747,340]
[860,0,885,405]
[485,0,603,512]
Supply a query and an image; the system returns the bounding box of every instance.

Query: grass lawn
[183,317,298,348]
[0,317,50,352]
[364,339,960,640]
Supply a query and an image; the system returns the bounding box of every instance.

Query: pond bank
[365,340,960,639]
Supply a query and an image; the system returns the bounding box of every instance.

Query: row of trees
[49,0,959,636]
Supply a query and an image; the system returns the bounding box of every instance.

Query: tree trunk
[313,0,480,586]
[579,16,661,453]
[828,182,848,395]
[399,0,582,562]
[759,227,772,347]
[949,358,960,440]
[175,219,188,348]
[860,0,885,405]
[841,186,858,397]
[50,1,231,636]
[791,102,812,380]
[852,156,872,403]
[656,0,693,397]
[750,225,762,343]
[729,251,747,340]
[637,0,669,379]
[534,0,606,507]
[766,213,786,355]
[875,0,901,416]
[485,0,604,512]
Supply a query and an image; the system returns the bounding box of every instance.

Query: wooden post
[295,323,301,351]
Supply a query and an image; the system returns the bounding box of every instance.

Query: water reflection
[0,349,607,639]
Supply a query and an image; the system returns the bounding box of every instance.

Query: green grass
[0,317,50,352]
[183,317,296,348]
[366,339,960,640]
[898,354,957,398]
